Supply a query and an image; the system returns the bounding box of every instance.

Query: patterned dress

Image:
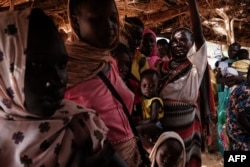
[226,82,250,151]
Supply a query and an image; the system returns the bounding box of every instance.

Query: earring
[45,82,51,88]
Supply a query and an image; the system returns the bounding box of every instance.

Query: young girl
[140,28,160,69]
[65,0,141,166]
[138,69,164,124]
[150,132,186,167]
[0,8,127,167]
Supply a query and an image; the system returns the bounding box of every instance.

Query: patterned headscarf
[0,8,108,167]
[66,0,120,88]
[149,131,186,167]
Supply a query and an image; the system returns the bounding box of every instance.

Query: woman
[0,8,127,167]
[226,67,250,151]
[65,0,141,166]
[158,0,206,166]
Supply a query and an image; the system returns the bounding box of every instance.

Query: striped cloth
[161,100,201,167]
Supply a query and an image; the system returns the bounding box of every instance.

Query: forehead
[78,0,117,16]
[172,30,191,39]
[229,45,240,51]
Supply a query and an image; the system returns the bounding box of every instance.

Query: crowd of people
[0,0,249,166]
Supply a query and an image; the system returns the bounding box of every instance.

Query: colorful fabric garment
[65,57,135,144]
[131,49,149,81]
[231,59,250,77]
[141,97,164,120]
[66,0,120,88]
[226,82,250,151]
[149,131,186,167]
[0,9,108,167]
[159,43,207,167]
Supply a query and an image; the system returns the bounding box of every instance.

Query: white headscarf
[0,8,108,167]
[149,131,186,167]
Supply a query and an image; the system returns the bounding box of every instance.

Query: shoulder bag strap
[97,71,150,165]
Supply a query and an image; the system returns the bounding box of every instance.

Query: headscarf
[0,8,108,167]
[141,28,160,69]
[66,0,120,88]
[149,131,186,167]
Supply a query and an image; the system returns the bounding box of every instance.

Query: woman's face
[171,30,193,59]
[76,0,119,49]
[24,23,68,117]
[155,139,182,167]
[141,33,156,57]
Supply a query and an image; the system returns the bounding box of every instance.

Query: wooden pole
[9,0,15,11]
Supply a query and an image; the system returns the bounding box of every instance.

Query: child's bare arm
[150,100,162,123]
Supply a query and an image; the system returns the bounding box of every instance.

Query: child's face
[140,74,158,98]
[24,22,68,117]
[115,53,131,80]
[155,139,182,167]
[141,33,156,57]
[157,43,168,58]
[76,0,119,49]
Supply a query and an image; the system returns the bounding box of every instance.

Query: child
[140,28,160,69]
[157,38,170,61]
[0,8,127,167]
[137,69,164,124]
[65,0,141,166]
[111,43,132,82]
[149,131,186,167]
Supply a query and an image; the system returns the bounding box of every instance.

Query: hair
[236,49,249,60]
[111,43,131,58]
[124,16,144,29]
[68,0,119,41]
[140,69,159,81]
[229,42,241,49]
[157,38,169,46]
[29,8,57,31]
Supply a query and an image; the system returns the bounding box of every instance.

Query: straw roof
[1,0,250,46]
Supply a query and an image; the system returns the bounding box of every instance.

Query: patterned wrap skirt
[161,100,202,167]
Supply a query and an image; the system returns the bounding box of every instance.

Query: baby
[150,131,186,167]
[138,69,164,124]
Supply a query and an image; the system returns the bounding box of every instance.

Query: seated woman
[149,131,186,167]
[0,8,127,167]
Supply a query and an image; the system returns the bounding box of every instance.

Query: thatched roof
[1,0,250,47]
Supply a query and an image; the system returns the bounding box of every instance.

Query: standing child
[65,0,141,166]
[137,69,164,125]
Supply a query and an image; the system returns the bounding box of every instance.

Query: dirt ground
[202,151,223,167]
